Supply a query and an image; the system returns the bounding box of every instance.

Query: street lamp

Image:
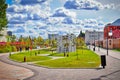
[107,29,112,56]
[93,30,96,51]
[98,28,100,51]
[109,30,113,38]
[106,31,108,56]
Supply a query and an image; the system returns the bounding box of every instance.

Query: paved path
[0,48,120,80]
[0,53,34,80]
[89,45,120,59]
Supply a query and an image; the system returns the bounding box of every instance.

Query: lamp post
[93,30,96,51]
[109,30,113,38]
[106,27,109,56]
[107,29,112,56]
[98,28,100,51]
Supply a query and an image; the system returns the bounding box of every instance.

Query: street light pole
[106,27,108,56]
[98,28,100,51]
[107,28,113,56]
[93,30,96,51]
[107,36,108,56]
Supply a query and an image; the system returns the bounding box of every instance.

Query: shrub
[11,46,17,52]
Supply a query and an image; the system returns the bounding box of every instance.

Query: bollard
[35,52,37,56]
[89,46,90,49]
[93,48,95,51]
[24,56,26,62]
[64,52,65,57]
[20,47,22,52]
[67,53,69,57]
[9,52,11,56]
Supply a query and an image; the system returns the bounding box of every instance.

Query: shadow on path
[91,70,120,80]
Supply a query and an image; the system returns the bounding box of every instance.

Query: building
[48,34,58,40]
[7,31,12,36]
[0,28,7,42]
[103,19,120,49]
[57,34,76,53]
[103,38,120,49]
[104,19,120,39]
[85,30,104,45]
[48,34,59,46]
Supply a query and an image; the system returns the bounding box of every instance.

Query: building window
[109,40,111,45]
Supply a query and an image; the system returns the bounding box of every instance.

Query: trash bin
[101,55,106,68]
[93,48,95,51]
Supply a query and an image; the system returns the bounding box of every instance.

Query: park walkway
[0,53,34,80]
[89,45,120,59]
[0,47,120,80]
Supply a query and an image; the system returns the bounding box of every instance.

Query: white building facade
[57,34,76,53]
[48,34,58,40]
[0,28,7,42]
[85,30,104,45]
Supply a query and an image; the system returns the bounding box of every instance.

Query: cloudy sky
[6,0,120,39]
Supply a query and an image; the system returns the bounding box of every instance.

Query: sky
[6,0,120,39]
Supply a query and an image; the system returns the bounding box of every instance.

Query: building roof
[111,18,120,26]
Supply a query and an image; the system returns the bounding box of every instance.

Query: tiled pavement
[0,47,120,80]
[0,53,34,80]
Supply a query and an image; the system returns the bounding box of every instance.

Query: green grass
[35,49,101,68]
[9,49,51,62]
[10,48,101,68]
[113,49,120,52]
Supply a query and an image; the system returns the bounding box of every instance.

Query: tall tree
[0,0,8,31]
[76,37,85,49]
[78,30,85,38]
[25,36,32,47]
[11,35,16,42]
[37,36,44,45]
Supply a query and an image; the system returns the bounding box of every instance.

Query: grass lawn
[9,49,51,62]
[35,49,52,54]
[35,49,101,68]
[10,48,101,68]
[113,49,120,52]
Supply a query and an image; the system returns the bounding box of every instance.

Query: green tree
[25,36,32,47]
[44,39,49,47]
[37,36,44,46]
[18,35,25,50]
[33,37,37,47]
[19,35,23,42]
[51,39,57,48]
[11,35,16,42]
[78,30,85,38]
[76,37,85,49]
[0,0,8,31]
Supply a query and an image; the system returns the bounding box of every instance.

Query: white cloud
[104,4,115,9]
[62,17,82,24]
[12,0,21,4]
[46,17,64,25]
[7,0,106,39]
[12,13,27,20]
[116,4,120,11]
[7,4,50,19]
[52,7,76,18]
[64,0,115,10]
